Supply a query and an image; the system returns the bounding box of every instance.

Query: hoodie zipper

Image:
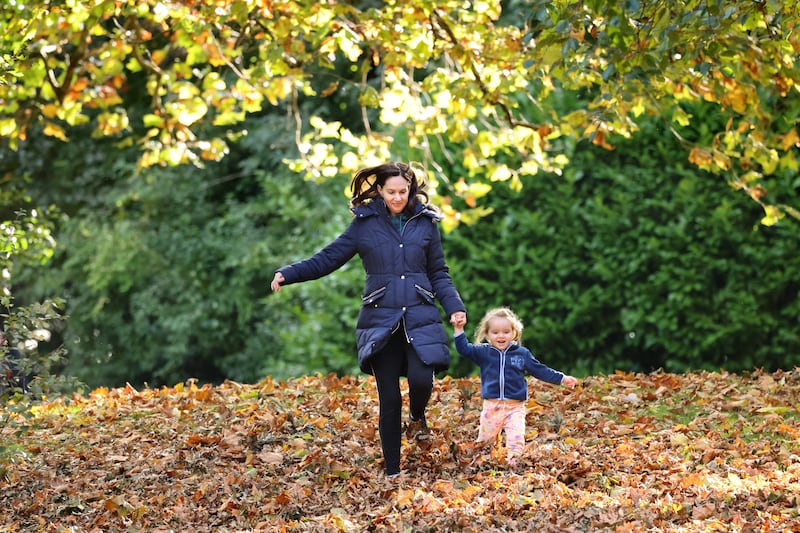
[494,346,509,400]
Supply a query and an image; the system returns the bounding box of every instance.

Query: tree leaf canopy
[2,0,798,223]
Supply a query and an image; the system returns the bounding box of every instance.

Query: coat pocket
[414,284,436,304]
[361,286,387,306]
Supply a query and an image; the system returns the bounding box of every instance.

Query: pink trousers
[476,398,526,461]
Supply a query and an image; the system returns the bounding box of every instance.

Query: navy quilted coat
[276,198,465,374]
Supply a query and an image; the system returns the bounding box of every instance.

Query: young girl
[453,307,576,465]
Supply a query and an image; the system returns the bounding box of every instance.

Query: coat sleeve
[523,348,565,386]
[424,219,466,316]
[277,219,359,285]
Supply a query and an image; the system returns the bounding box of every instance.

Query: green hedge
[445,119,800,376]
[9,110,799,387]
[13,115,363,388]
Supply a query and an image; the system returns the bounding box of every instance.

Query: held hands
[270,272,285,292]
[450,311,467,334]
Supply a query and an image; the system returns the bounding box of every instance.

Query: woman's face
[378,175,410,215]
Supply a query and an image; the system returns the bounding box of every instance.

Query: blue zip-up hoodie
[454,332,564,400]
[277,198,465,374]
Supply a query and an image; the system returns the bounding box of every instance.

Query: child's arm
[524,349,577,388]
[452,317,483,364]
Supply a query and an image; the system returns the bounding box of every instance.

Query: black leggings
[369,328,434,475]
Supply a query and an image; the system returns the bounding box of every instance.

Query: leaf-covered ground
[2,369,800,532]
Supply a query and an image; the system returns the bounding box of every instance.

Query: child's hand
[561,375,578,389]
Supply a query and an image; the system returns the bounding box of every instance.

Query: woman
[271,162,467,478]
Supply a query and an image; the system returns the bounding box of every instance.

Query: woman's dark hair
[349,162,430,215]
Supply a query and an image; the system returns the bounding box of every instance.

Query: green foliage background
[2,0,799,388]
[7,102,799,389]
[8,113,362,387]
[446,115,800,377]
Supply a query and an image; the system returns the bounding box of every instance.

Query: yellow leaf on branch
[43,121,68,141]
[780,129,799,151]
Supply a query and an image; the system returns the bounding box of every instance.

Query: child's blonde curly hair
[474,307,524,345]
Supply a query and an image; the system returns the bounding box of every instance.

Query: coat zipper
[362,286,386,302]
[414,284,435,300]
[389,209,426,238]
[390,208,430,345]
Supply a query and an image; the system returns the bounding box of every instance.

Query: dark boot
[405,415,431,441]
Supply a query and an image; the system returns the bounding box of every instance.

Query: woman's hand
[270,272,285,292]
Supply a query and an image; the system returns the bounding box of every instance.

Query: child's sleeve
[454,332,480,363]
[524,349,565,386]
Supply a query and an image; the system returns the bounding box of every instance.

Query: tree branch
[431,9,541,132]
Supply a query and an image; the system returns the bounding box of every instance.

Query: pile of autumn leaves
[2,369,800,531]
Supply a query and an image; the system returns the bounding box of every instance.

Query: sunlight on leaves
[0,0,796,225]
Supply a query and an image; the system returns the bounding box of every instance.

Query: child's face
[486,317,516,351]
